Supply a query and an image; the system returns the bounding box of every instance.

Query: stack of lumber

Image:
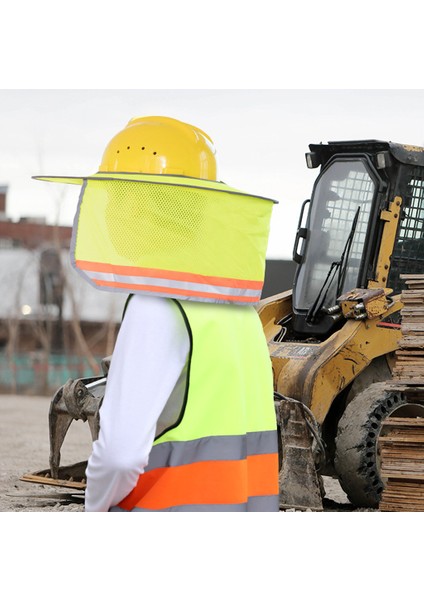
[379,417,424,511]
[392,274,424,384]
[379,274,424,510]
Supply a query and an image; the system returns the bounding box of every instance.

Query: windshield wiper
[336,206,361,298]
[306,206,361,324]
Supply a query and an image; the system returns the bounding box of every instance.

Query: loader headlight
[376,152,391,169]
[306,152,320,169]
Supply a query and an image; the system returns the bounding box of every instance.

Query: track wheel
[334,382,424,508]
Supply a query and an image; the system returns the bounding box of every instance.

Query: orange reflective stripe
[92,278,260,303]
[118,453,279,511]
[76,259,263,290]
[247,453,280,498]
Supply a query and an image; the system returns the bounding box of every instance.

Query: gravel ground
[0,393,372,512]
[0,394,91,512]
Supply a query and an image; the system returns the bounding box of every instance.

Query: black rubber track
[334,382,411,508]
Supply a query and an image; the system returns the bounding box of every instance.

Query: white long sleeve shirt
[84,294,190,512]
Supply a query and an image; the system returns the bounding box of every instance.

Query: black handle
[292,199,310,263]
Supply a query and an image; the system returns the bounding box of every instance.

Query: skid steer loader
[258,139,424,508]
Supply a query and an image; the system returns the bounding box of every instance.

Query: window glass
[294,160,375,311]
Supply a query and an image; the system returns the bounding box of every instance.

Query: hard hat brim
[33,175,84,185]
[32,172,278,204]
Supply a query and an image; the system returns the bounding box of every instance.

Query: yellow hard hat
[98,115,217,181]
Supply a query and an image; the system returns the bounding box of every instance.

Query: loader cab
[291,140,424,339]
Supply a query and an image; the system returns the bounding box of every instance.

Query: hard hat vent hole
[127,146,130,150]
[117,150,120,154]
[153,151,157,155]
[141,147,145,150]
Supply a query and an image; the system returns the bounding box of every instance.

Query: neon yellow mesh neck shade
[39,173,277,304]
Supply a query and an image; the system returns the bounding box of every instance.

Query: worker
[35,116,279,511]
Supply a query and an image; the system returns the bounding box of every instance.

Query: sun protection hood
[33,172,278,304]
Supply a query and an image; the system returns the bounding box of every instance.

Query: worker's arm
[84,294,190,512]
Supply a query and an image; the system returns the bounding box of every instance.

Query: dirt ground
[0,393,374,512]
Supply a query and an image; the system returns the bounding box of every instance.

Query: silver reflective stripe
[83,269,261,298]
[146,430,278,471]
[110,494,279,512]
[90,286,254,305]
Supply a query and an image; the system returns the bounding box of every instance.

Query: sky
[2,88,424,259]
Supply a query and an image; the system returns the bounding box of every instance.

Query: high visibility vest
[37,173,277,305]
[111,298,279,512]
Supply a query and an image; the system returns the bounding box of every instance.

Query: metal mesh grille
[389,169,424,293]
[326,170,374,260]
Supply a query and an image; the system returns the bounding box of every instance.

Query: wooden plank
[382,417,424,426]
[380,472,424,479]
[392,361,424,366]
[380,432,424,439]
[391,380,424,385]
[20,473,86,490]
[392,367,424,373]
[392,370,424,377]
[402,326,424,334]
[380,488,424,498]
[380,505,420,511]
[391,379,424,386]
[400,274,424,281]
[398,339,424,349]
